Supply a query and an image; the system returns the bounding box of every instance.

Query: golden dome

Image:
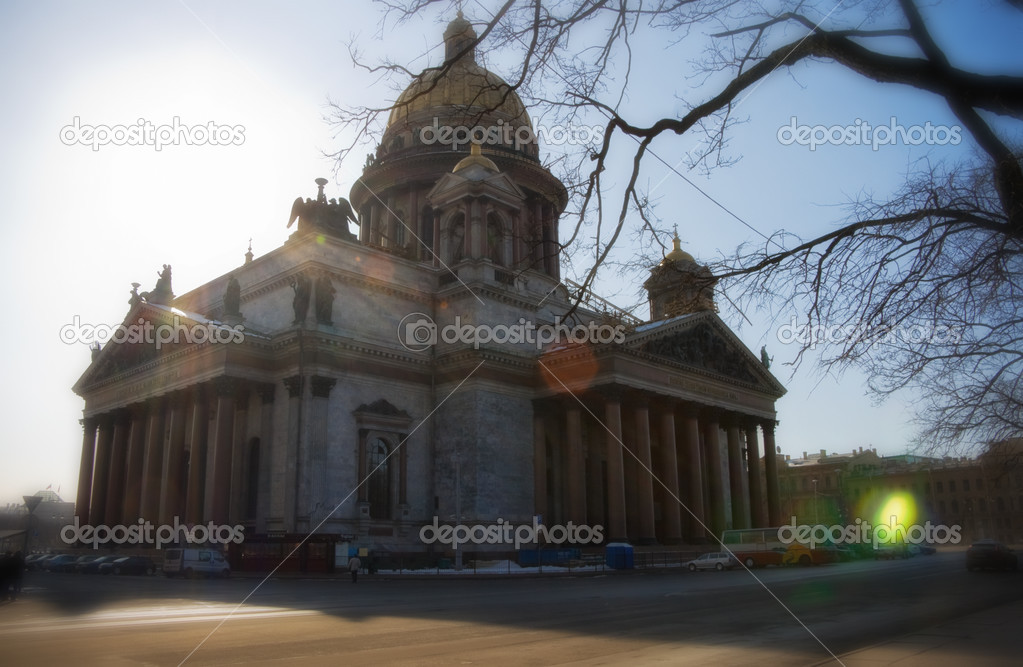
[453,143,499,174]
[385,14,532,133]
[661,231,695,265]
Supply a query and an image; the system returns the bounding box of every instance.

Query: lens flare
[875,492,918,528]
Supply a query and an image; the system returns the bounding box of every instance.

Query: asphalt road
[2,552,1021,665]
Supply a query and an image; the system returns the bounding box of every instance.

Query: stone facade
[72,16,786,569]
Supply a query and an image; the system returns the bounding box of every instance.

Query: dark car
[71,555,103,573]
[966,540,1018,572]
[24,554,52,571]
[99,556,156,575]
[874,543,910,560]
[43,554,78,572]
[79,555,121,574]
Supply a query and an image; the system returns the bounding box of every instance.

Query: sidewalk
[818,597,1023,666]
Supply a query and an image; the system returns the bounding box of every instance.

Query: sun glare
[875,492,918,527]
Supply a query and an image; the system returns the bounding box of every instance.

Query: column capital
[191,385,208,405]
[761,420,778,435]
[283,375,303,398]
[627,395,651,410]
[310,375,336,398]
[256,382,276,404]
[111,408,132,426]
[700,406,722,423]
[678,402,702,418]
[96,413,117,429]
[651,397,678,412]
[599,384,627,402]
[560,396,584,413]
[212,376,239,398]
[720,411,744,430]
[166,390,190,410]
[79,416,98,432]
[126,402,148,419]
[531,397,556,417]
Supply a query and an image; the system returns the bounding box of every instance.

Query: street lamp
[811,478,819,526]
[454,456,462,572]
[22,495,42,553]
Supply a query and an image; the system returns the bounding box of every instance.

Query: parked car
[832,546,858,561]
[686,552,739,571]
[162,548,231,578]
[966,540,1017,572]
[43,554,78,572]
[908,544,937,556]
[99,556,156,575]
[71,555,103,573]
[79,555,121,574]
[873,544,910,560]
[24,554,52,571]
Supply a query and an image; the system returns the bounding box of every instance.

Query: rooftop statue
[140,264,174,306]
[287,178,359,240]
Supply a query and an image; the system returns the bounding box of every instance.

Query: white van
[162,548,231,578]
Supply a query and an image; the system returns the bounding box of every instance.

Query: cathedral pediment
[427,165,526,208]
[625,312,785,396]
[72,302,247,394]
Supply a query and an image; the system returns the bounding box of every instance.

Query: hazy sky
[1,0,1019,506]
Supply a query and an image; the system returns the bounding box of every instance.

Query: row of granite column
[533,392,781,544]
[74,377,277,530]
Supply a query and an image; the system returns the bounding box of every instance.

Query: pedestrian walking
[10,552,25,600]
[0,552,11,600]
[348,555,361,583]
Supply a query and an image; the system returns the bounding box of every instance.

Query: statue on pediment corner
[140,264,174,306]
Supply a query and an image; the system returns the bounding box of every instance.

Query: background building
[0,490,74,553]
[778,440,1023,544]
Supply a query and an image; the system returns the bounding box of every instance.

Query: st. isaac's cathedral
[72,14,785,571]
